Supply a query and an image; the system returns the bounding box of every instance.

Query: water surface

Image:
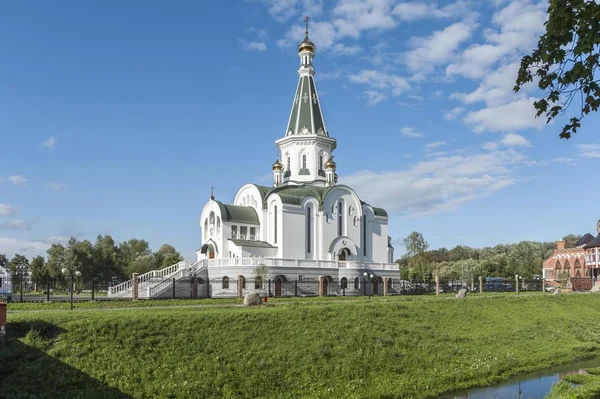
[442,356,600,399]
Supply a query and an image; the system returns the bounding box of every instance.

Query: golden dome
[272,159,284,171]
[298,37,315,53]
[324,157,336,169]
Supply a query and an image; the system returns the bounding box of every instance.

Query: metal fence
[1,275,544,302]
[3,276,123,302]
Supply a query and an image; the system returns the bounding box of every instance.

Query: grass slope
[3,294,600,399]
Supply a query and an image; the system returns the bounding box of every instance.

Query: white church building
[109,20,399,300]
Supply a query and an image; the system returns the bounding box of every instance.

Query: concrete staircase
[108,260,194,299]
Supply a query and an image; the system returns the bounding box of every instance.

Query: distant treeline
[398,232,581,282]
[0,235,183,284]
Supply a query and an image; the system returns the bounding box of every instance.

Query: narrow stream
[441,356,600,399]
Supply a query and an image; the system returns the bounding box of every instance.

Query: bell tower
[274,16,337,187]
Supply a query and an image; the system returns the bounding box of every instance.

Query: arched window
[302,154,307,169]
[286,157,290,170]
[341,277,348,289]
[306,206,312,253]
[337,201,343,236]
[354,277,360,289]
[362,217,367,256]
[209,211,215,225]
[564,260,571,269]
[239,276,246,289]
[222,276,229,289]
[255,276,263,289]
[319,155,324,170]
[387,278,392,289]
[204,219,208,233]
[555,259,561,270]
[575,259,581,268]
[274,206,278,244]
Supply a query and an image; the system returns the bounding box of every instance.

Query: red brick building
[543,221,600,287]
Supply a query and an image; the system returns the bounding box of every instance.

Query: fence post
[471,278,474,292]
[91,279,95,301]
[268,279,271,297]
[132,273,139,301]
[294,280,298,297]
[479,276,483,293]
[435,276,440,296]
[318,277,324,297]
[515,275,519,294]
[172,277,176,299]
[46,276,50,302]
[383,277,389,296]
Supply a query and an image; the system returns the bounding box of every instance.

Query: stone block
[243,291,262,306]
[456,288,467,299]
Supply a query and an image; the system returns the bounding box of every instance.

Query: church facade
[195,22,397,296]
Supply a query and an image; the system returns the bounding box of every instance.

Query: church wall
[321,188,362,260]
[370,217,389,264]
[281,206,307,260]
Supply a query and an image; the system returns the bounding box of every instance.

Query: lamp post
[17,264,28,302]
[62,268,81,311]
[369,274,374,298]
[363,272,368,296]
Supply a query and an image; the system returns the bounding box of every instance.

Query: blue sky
[1,0,599,261]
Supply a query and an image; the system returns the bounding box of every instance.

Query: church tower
[274,17,337,187]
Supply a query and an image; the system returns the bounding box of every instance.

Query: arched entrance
[372,277,379,295]
[201,242,217,259]
[274,276,284,297]
[339,248,350,261]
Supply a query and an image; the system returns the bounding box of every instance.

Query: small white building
[0,266,12,299]
[195,22,398,297]
[108,20,401,300]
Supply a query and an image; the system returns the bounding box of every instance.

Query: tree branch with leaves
[515,0,600,138]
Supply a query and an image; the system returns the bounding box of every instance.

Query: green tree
[0,253,8,269]
[515,0,600,138]
[562,234,582,249]
[403,232,431,282]
[119,239,151,274]
[29,256,47,285]
[93,235,121,281]
[154,244,183,268]
[8,254,29,283]
[46,243,66,278]
[128,254,159,275]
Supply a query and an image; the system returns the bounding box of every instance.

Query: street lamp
[17,264,28,302]
[369,274,374,298]
[62,268,81,311]
[363,272,368,296]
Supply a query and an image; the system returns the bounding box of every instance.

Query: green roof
[215,201,259,224]
[286,75,328,137]
[372,207,388,217]
[229,239,276,248]
[266,185,333,209]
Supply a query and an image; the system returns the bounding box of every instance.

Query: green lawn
[2,293,600,398]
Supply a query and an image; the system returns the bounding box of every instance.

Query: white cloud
[463,97,546,133]
[341,148,527,217]
[444,107,466,120]
[364,90,387,105]
[401,127,423,138]
[244,41,268,51]
[0,237,50,259]
[425,141,446,149]
[576,144,600,158]
[404,21,476,80]
[7,175,27,186]
[331,43,362,55]
[501,132,531,147]
[0,175,28,186]
[42,136,56,149]
[481,142,500,151]
[392,0,473,21]
[446,0,546,79]
[263,0,323,22]
[0,204,17,218]
[349,69,409,97]
[46,182,65,191]
[0,220,32,231]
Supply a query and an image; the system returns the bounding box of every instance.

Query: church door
[191,278,198,298]
[322,278,328,296]
[275,278,282,297]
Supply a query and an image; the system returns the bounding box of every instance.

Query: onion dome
[272,159,283,171]
[324,157,336,170]
[298,16,315,53]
